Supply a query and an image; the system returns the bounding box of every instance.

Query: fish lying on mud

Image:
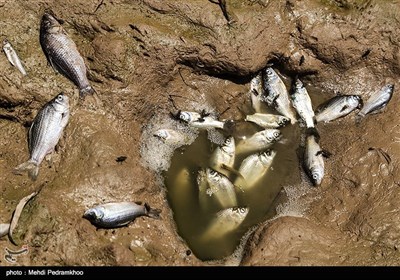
[40,13,94,98]
[315,95,362,123]
[153,128,188,146]
[245,113,290,129]
[175,110,232,130]
[249,72,265,113]
[236,128,281,155]
[291,78,315,128]
[303,128,327,186]
[13,93,69,181]
[2,39,27,76]
[356,84,394,122]
[83,202,161,228]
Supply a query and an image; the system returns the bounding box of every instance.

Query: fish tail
[79,86,95,99]
[223,119,235,133]
[13,160,39,181]
[305,127,320,141]
[144,203,162,220]
[355,113,364,125]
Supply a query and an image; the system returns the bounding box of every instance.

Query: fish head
[231,207,249,220]
[41,13,62,34]
[310,167,324,186]
[52,93,69,111]
[206,168,221,182]
[153,129,169,141]
[384,84,395,94]
[264,67,277,82]
[83,207,104,223]
[263,129,282,142]
[349,95,363,109]
[278,116,290,127]
[221,136,235,154]
[2,39,10,47]
[259,149,276,165]
[178,111,192,123]
[294,78,304,90]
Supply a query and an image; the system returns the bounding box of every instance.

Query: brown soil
[1,0,400,266]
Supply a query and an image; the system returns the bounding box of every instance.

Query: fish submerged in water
[262,67,297,124]
[315,95,362,123]
[356,84,394,122]
[83,202,161,228]
[236,128,281,154]
[209,136,235,172]
[201,207,249,241]
[175,110,231,130]
[235,149,276,190]
[303,128,326,186]
[245,113,290,129]
[13,93,69,180]
[40,13,94,98]
[291,78,315,128]
[2,39,27,76]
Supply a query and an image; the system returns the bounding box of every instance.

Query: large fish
[201,207,249,241]
[291,78,315,128]
[236,128,281,155]
[249,72,265,113]
[83,202,161,228]
[262,68,297,124]
[303,128,325,186]
[176,110,229,130]
[40,13,94,98]
[209,136,235,172]
[245,113,290,129]
[356,84,394,122]
[13,93,69,180]
[2,39,27,76]
[315,95,362,123]
[235,149,276,189]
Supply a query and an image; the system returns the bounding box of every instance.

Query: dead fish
[201,207,248,241]
[40,13,94,98]
[209,136,235,172]
[236,128,281,154]
[291,78,315,128]
[83,202,161,228]
[153,128,187,145]
[2,39,27,76]
[315,95,362,123]
[13,93,69,181]
[9,192,38,245]
[176,110,228,130]
[235,149,276,189]
[303,128,326,186]
[249,72,265,113]
[356,84,394,122]
[262,68,297,124]
[245,113,290,129]
[0,223,10,238]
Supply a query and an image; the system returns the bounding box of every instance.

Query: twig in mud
[209,0,237,25]
[219,106,231,117]
[178,68,197,90]
[93,0,105,14]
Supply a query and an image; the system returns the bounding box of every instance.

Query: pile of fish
[154,67,394,242]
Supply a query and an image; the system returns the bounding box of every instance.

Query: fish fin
[305,127,320,142]
[340,105,349,112]
[13,161,39,181]
[251,88,259,97]
[316,150,332,158]
[47,56,60,74]
[144,203,162,220]
[79,86,95,99]
[355,113,363,125]
[170,110,181,120]
[200,109,210,118]
[357,97,364,109]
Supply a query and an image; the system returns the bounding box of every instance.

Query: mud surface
[1,0,400,266]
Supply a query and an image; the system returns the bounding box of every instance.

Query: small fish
[40,13,94,98]
[2,39,27,76]
[0,223,10,238]
[13,93,69,180]
[262,68,297,124]
[176,110,227,130]
[249,72,265,113]
[291,78,315,128]
[209,136,235,172]
[236,129,281,154]
[315,95,362,123]
[245,113,290,129]
[201,207,249,241]
[83,202,161,228]
[303,128,325,186]
[153,128,188,145]
[356,84,394,122]
[235,149,276,189]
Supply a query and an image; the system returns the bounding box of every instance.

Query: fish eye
[57,95,64,101]
[312,174,319,180]
[267,136,273,141]
[273,132,280,138]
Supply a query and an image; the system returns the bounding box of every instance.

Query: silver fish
[291,78,315,128]
[303,128,325,186]
[245,113,290,129]
[40,13,94,98]
[201,207,248,241]
[0,223,10,238]
[177,111,227,130]
[153,128,188,145]
[83,202,161,228]
[249,72,265,113]
[315,95,362,123]
[13,93,69,180]
[236,128,281,154]
[209,136,235,172]
[202,168,238,209]
[262,68,297,124]
[2,39,27,76]
[356,84,394,122]
[235,149,276,189]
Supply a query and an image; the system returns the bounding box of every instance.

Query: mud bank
[1,0,400,266]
